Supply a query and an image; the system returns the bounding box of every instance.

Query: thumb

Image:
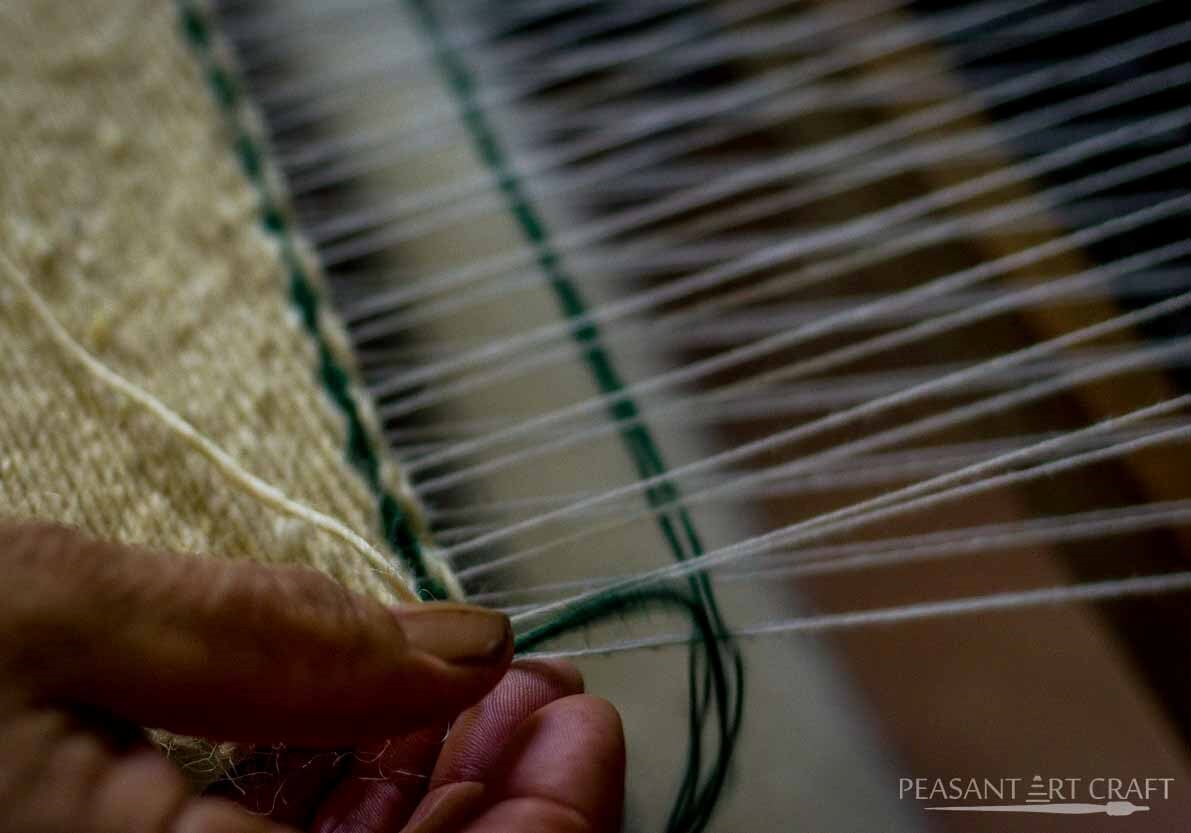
[1,523,511,746]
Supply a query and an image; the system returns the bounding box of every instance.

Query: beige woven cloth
[0,0,457,778]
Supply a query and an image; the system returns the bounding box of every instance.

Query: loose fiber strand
[0,252,420,603]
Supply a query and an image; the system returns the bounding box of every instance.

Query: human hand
[0,523,625,832]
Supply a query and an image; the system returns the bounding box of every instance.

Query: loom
[206,0,1191,829]
[5,0,1191,830]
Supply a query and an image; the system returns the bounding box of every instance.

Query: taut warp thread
[203,0,1191,830]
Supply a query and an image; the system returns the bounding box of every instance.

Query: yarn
[207,0,1191,830]
[0,251,419,604]
[519,571,1191,658]
[405,4,745,831]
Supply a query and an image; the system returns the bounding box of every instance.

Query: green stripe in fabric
[177,2,447,600]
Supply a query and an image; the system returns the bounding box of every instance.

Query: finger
[391,661,587,832]
[458,696,625,833]
[307,726,443,833]
[0,722,295,833]
[1,523,511,745]
[432,660,585,784]
[0,705,156,828]
[307,660,582,833]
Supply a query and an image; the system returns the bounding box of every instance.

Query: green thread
[406,3,743,831]
[177,2,446,599]
[181,2,745,826]
[514,582,743,833]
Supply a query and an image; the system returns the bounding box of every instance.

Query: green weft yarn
[406,3,745,830]
[515,586,742,833]
[178,1,448,600]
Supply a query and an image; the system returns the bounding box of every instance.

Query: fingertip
[430,658,589,785]
[369,603,513,731]
[92,750,190,832]
[554,695,626,782]
[486,694,626,832]
[383,636,513,732]
[393,604,513,669]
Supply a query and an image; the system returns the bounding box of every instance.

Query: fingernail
[404,781,486,833]
[395,604,511,665]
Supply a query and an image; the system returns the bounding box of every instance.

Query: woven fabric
[0,0,457,777]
